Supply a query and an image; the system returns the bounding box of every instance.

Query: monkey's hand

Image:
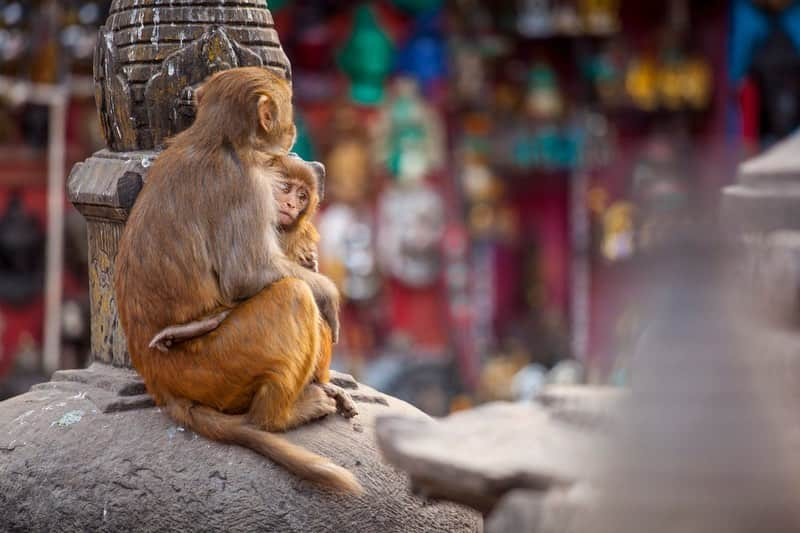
[317,382,358,419]
[299,249,319,272]
[148,310,231,352]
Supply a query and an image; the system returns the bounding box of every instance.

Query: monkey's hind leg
[248,382,336,432]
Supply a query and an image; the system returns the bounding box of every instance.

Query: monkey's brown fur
[148,154,326,350]
[113,67,360,494]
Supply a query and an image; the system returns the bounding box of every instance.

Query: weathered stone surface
[67,149,157,218]
[375,389,611,514]
[736,133,800,187]
[0,364,481,532]
[721,132,800,232]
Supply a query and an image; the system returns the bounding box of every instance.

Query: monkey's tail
[163,397,363,495]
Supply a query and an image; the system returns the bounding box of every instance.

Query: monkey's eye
[278,182,291,193]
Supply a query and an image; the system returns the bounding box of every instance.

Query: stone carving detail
[95,0,291,151]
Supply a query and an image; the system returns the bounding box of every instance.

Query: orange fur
[148,154,330,350]
[278,155,322,267]
[113,67,358,494]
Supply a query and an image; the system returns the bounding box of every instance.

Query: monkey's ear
[194,84,205,106]
[258,95,278,134]
[308,161,326,201]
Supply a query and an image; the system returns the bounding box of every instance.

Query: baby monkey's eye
[278,181,291,193]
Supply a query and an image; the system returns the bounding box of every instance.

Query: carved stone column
[68,0,291,366]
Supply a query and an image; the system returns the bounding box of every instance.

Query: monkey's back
[114,144,226,394]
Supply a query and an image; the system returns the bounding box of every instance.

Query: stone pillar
[67,0,291,366]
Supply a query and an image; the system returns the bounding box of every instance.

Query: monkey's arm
[280,261,340,343]
[212,165,339,341]
[149,310,230,352]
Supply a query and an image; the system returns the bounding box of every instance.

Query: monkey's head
[192,67,297,153]
[272,155,325,229]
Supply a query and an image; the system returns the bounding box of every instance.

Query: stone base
[0,363,481,532]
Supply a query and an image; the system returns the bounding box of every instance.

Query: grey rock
[0,364,481,532]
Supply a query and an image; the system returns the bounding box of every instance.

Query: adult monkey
[148,153,329,352]
[113,67,361,494]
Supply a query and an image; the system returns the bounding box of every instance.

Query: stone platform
[0,363,480,532]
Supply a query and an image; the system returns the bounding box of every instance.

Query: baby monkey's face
[274,177,309,227]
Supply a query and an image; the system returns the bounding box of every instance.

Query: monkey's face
[274,177,309,228]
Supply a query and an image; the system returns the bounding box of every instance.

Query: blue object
[394,9,447,96]
[729,0,800,82]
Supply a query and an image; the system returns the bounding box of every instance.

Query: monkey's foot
[291,385,338,427]
[318,382,359,419]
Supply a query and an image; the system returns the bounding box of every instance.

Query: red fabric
[739,77,760,147]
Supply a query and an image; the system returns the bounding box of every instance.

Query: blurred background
[0,0,792,415]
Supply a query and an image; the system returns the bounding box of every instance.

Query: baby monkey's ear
[307,161,326,201]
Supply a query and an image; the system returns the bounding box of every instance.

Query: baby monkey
[149,153,325,352]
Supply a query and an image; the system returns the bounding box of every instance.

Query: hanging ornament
[579,0,621,36]
[326,138,372,205]
[377,183,445,287]
[461,160,506,238]
[589,42,627,106]
[338,5,395,106]
[394,9,447,98]
[373,77,445,185]
[658,58,685,111]
[518,0,555,38]
[452,40,490,106]
[681,57,713,110]
[625,56,659,111]
[525,63,564,120]
[318,204,381,302]
[554,0,581,35]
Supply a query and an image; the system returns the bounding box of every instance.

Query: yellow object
[626,57,659,111]
[580,0,621,35]
[602,201,635,261]
[681,58,713,110]
[658,62,684,111]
